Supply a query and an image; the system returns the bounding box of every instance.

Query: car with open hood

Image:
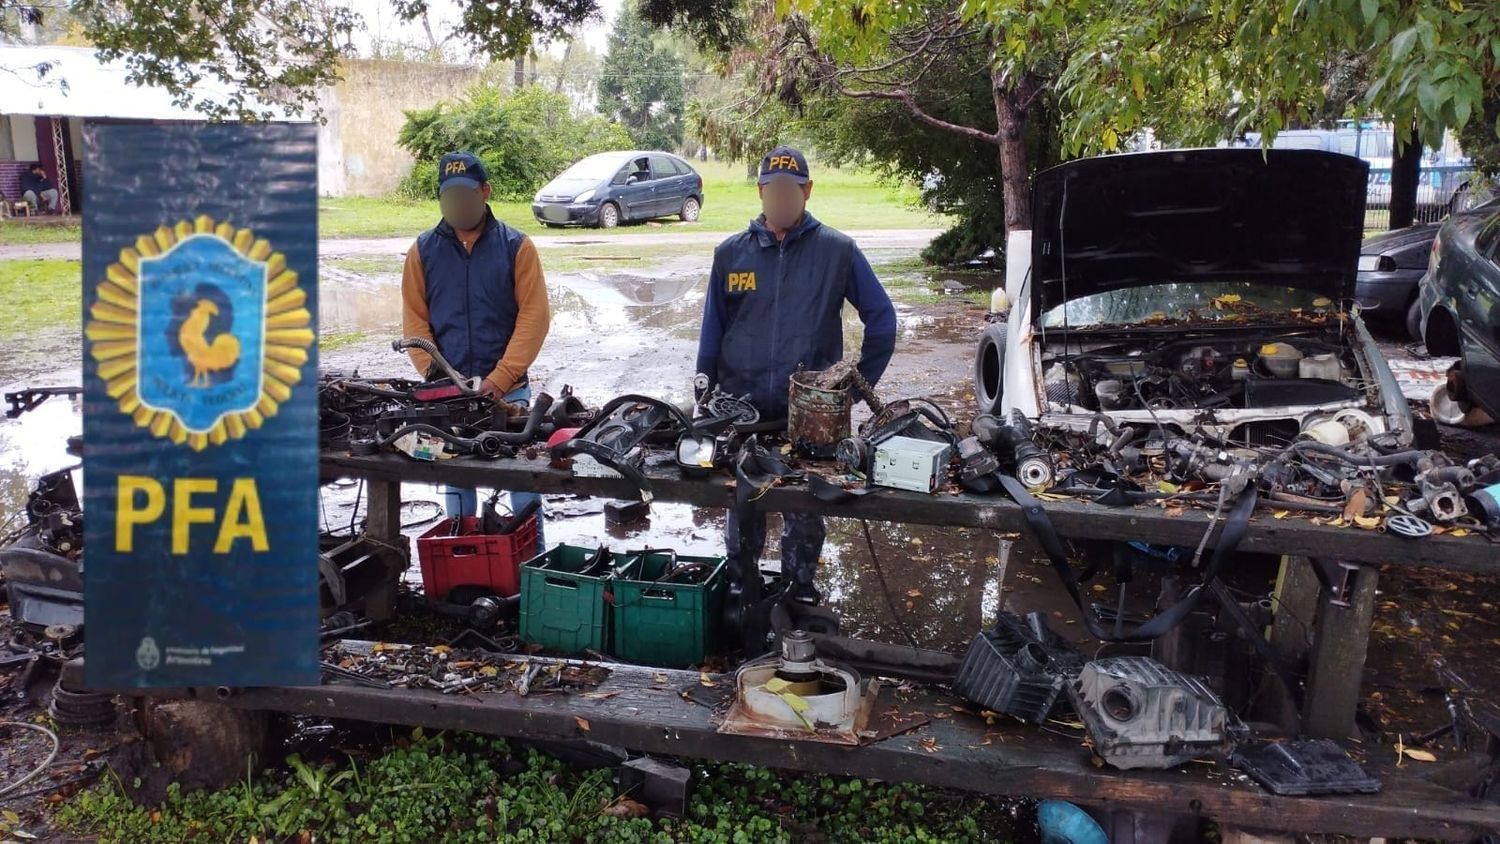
[975,148,1414,457]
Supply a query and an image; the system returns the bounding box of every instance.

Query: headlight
[573,189,596,204]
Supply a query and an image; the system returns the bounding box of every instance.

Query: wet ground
[3,245,1498,746]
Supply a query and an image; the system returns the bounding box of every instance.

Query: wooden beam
[1255,556,1323,734]
[207,648,1500,841]
[359,478,404,621]
[1303,562,1380,741]
[319,453,1500,574]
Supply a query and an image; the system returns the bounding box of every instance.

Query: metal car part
[1068,656,1230,770]
[719,630,879,745]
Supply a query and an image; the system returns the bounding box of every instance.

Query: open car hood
[1031,149,1368,320]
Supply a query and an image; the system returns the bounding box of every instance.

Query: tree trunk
[993,70,1033,232]
[1389,123,1422,230]
[513,56,526,90]
[554,41,574,93]
[528,50,538,87]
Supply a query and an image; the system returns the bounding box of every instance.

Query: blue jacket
[696,213,897,421]
[417,210,528,382]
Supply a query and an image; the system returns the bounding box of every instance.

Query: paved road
[0,228,944,261]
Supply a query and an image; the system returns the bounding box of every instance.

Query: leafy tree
[597,2,686,151]
[397,83,631,201]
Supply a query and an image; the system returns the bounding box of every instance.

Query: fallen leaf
[575,716,591,732]
[1164,505,1185,518]
[1450,528,1471,537]
[1157,481,1180,494]
[479,665,499,677]
[699,672,718,688]
[653,672,669,684]
[1343,488,1369,524]
[906,589,923,598]
[1403,748,1437,763]
[918,736,941,753]
[603,798,650,818]
[1273,510,1291,520]
[3,810,19,825]
[581,691,620,700]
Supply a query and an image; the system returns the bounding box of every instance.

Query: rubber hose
[391,338,475,393]
[489,393,555,443]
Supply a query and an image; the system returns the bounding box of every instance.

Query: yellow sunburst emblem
[84,215,314,451]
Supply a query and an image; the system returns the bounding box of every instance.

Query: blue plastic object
[1037,800,1109,844]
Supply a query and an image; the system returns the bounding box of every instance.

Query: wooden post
[1255,556,1322,734]
[1303,561,1378,740]
[362,478,405,621]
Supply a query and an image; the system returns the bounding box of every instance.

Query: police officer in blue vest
[696,146,897,604]
[401,152,552,547]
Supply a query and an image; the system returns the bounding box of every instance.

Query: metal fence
[1364,164,1492,229]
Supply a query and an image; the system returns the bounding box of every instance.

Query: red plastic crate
[416,515,538,601]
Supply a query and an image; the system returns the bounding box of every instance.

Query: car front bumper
[532,202,601,226]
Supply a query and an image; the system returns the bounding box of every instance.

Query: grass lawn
[0,218,82,246]
[320,159,944,239]
[0,258,80,340]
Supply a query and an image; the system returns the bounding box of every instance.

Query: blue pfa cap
[758,146,809,185]
[438,151,488,192]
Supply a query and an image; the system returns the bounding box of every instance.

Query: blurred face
[759,178,812,232]
[439,183,491,231]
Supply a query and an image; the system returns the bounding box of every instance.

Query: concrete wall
[318,59,481,197]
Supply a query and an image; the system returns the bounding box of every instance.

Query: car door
[613,156,656,220]
[649,155,688,216]
[1459,212,1500,410]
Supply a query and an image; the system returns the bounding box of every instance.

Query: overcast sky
[342,0,624,60]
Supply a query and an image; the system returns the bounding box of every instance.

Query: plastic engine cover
[953,612,1084,724]
[1068,656,1229,770]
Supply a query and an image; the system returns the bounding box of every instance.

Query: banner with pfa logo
[82,122,319,687]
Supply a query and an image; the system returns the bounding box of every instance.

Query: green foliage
[976,0,1500,155]
[54,733,1016,843]
[68,0,357,120]
[397,84,633,201]
[598,2,688,151]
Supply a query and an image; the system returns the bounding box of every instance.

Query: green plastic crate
[519,545,617,654]
[610,550,727,668]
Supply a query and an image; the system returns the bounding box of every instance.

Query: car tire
[598,202,620,229]
[1405,297,1423,342]
[975,322,1007,415]
[680,196,701,222]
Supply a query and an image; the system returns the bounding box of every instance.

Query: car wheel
[598,202,620,229]
[680,197,701,222]
[1405,297,1423,342]
[974,322,1007,415]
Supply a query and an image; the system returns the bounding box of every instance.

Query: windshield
[1040,282,1336,329]
[552,154,629,183]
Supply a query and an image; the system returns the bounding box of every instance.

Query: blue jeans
[442,385,545,555]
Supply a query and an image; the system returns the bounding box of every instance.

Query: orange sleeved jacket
[400,235,551,395]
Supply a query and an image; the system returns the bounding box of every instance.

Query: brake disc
[1384,513,1433,538]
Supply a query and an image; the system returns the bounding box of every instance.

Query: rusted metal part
[788,369,853,458]
[718,631,880,745]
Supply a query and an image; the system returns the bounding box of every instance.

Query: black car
[1418,201,1500,421]
[1355,223,1440,339]
[531,151,704,229]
